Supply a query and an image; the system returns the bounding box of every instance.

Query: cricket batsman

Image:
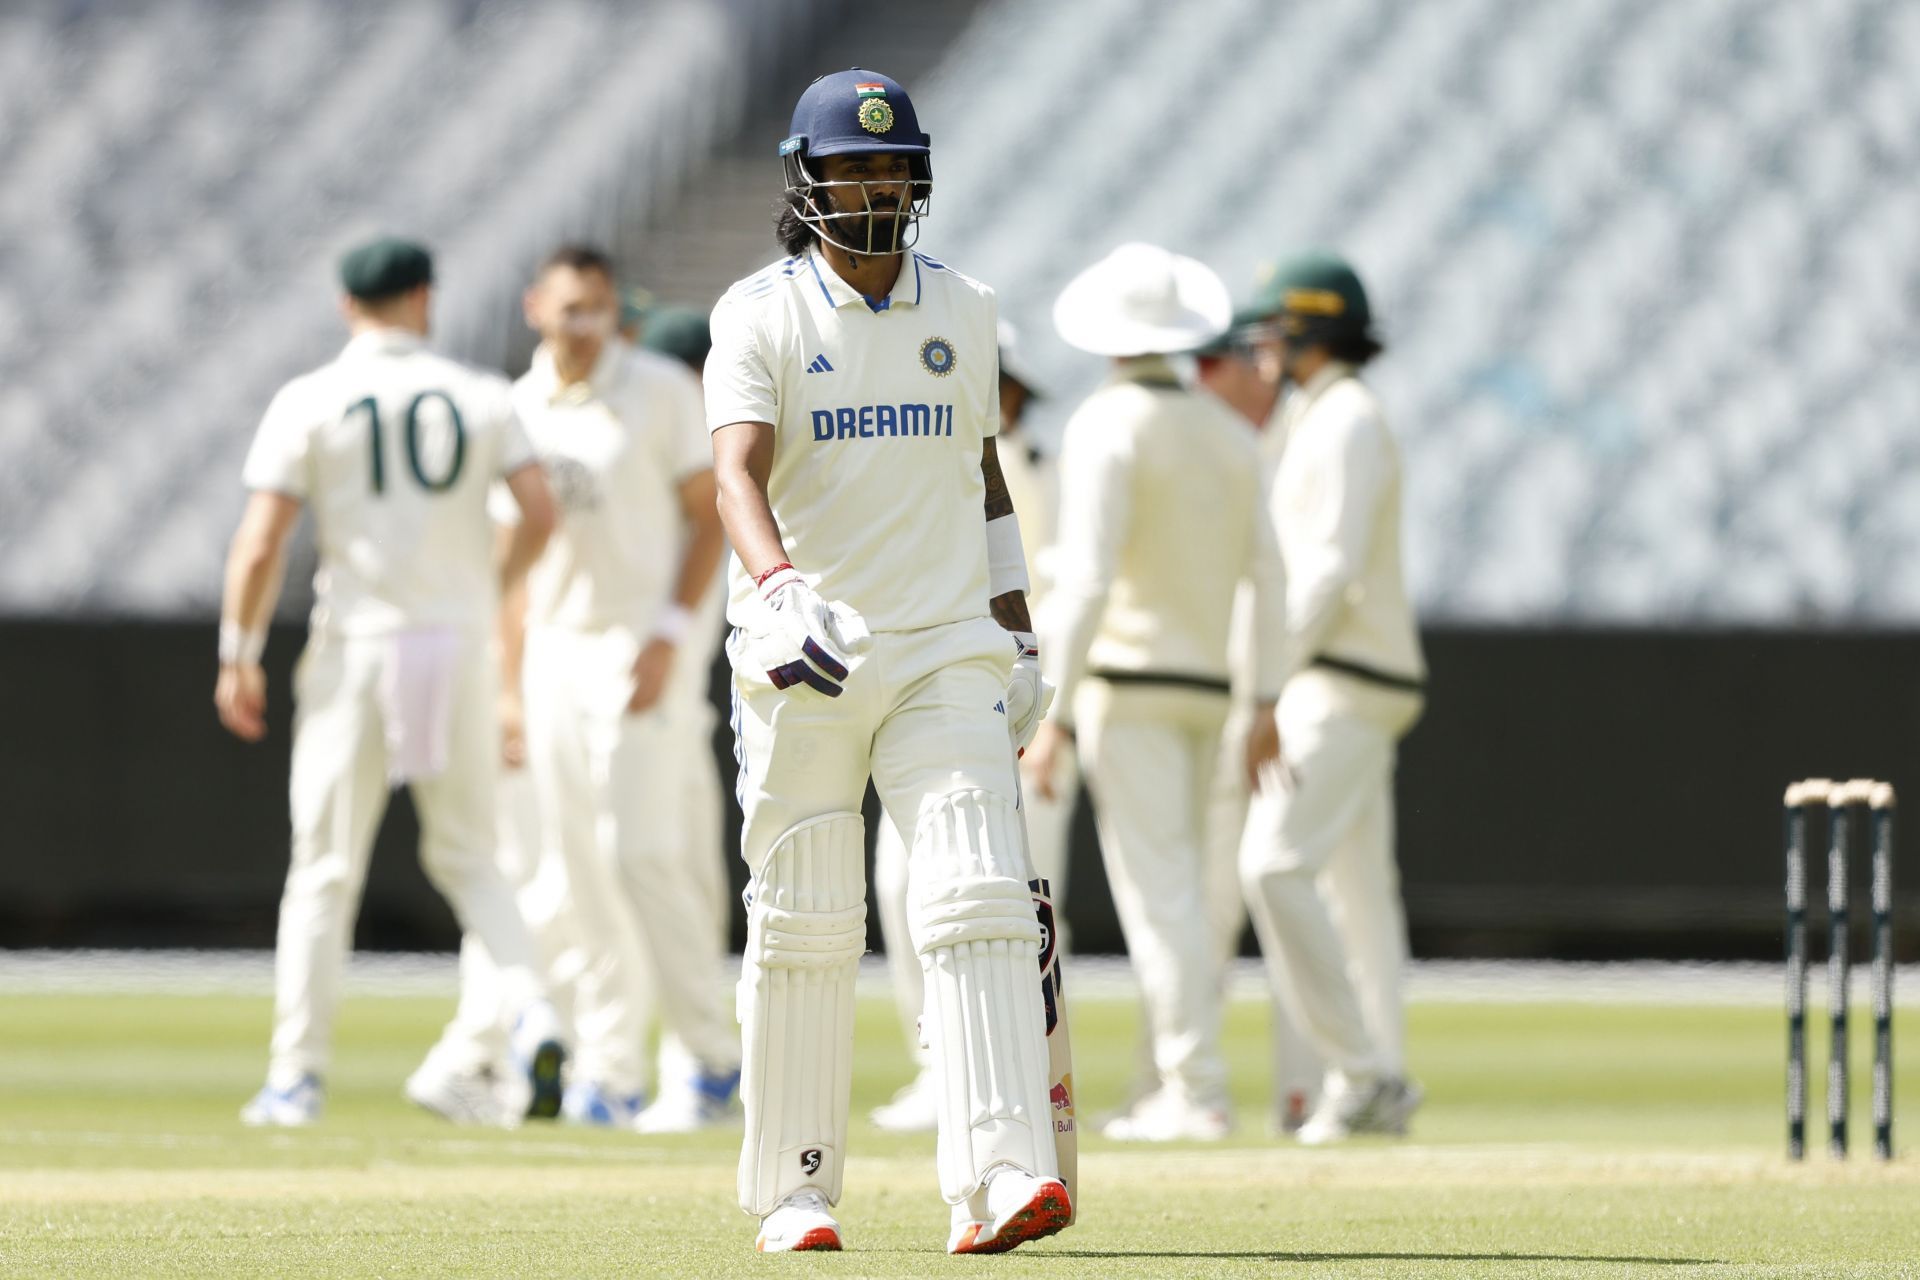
[1236,251,1427,1143]
[217,238,567,1125]
[707,69,1070,1254]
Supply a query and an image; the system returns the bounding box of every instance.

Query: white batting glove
[1003,630,1054,751]
[749,565,871,697]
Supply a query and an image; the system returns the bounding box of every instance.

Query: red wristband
[754,561,795,589]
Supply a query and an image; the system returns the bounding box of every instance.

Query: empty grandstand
[1,0,1915,624]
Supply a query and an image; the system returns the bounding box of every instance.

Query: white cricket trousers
[1239,672,1421,1080]
[873,743,1077,1068]
[522,625,739,1094]
[419,766,560,1081]
[1075,679,1232,1110]
[730,615,1037,1203]
[268,629,544,1087]
[1206,700,1322,1101]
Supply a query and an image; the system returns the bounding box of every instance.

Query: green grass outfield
[2,987,1917,1278]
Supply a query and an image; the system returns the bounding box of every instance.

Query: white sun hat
[1051,242,1232,357]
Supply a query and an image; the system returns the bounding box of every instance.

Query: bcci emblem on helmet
[855,80,895,134]
[919,336,955,377]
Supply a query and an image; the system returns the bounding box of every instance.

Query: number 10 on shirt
[347,391,467,495]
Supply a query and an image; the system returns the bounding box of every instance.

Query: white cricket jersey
[1269,362,1425,688]
[507,339,710,634]
[242,329,535,636]
[705,247,1000,634]
[1041,356,1288,713]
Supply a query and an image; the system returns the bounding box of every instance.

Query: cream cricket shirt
[242,329,535,636]
[1269,362,1426,689]
[1042,356,1288,715]
[508,339,710,635]
[705,248,999,634]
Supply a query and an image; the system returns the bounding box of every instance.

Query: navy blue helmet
[780,69,932,256]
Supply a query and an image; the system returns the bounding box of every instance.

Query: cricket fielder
[1235,251,1427,1143]
[1193,337,1324,1132]
[709,69,1069,1254]
[217,238,566,1126]
[1029,242,1288,1142]
[409,247,739,1129]
[869,322,1059,1134]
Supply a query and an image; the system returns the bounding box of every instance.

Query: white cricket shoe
[1296,1074,1423,1145]
[632,1066,740,1134]
[405,1064,517,1128]
[868,1068,939,1133]
[1101,1087,1230,1142]
[947,1163,1072,1254]
[509,1001,568,1121]
[755,1188,842,1253]
[240,1075,323,1127]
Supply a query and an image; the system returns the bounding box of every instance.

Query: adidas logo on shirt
[805,354,834,374]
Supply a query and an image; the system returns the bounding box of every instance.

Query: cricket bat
[1030,874,1077,1222]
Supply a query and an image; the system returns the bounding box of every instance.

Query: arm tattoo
[981,437,1015,521]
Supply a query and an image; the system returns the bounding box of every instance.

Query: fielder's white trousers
[1239,672,1420,1080]
[419,766,567,1080]
[423,632,733,1092]
[268,629,545,1088]
[1075,680,1232,1110]
[1206,700,1323,1102]
[873,743,1078,1068]
[522,626,738,1093]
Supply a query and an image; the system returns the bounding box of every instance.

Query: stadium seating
[2,0,1915,623]
[0,0,824,615]
[917,0,1920,623]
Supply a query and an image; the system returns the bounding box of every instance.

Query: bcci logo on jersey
[919,336,956,377]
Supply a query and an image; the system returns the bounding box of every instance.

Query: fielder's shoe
[1296,1074,1423,1145]
[1101,1087,1230,1142]
[405,1063,516,1128]
[562,1081,644,1128]
[868,1067,939,1133]
[632,1066,740,1134]
[510,1001,567,1121]
[947,1163,1072,1254]
[240,1075,323,1127]
[755,1188,841,1252]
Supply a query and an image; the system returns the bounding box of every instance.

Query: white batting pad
[736,812,866,1215]
[909,789,1060,1202]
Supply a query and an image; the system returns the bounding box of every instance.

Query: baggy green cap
[1234,250,1371,340]
[638,305,712,370]
[339,237,434,301]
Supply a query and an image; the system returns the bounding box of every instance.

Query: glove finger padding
[752,569,871,697]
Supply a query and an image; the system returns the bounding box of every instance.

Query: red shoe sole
[758,1226,842,1253]
[951,1181,1072,1254]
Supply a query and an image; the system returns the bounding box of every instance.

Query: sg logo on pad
[800,1148,823,1176]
